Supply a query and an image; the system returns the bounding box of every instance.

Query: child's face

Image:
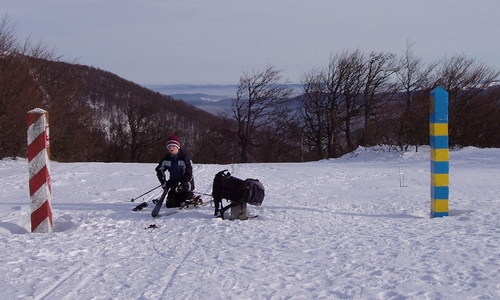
[167,145,179,155]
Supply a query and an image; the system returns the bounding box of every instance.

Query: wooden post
[429,87,449,218]
[27,108,53,233]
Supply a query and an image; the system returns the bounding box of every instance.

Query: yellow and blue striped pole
[430,86,449,218]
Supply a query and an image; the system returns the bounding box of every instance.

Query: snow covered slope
[1,146,499,299]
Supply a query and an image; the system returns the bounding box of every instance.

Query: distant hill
[145,84,237,115]
[145,84,237,98]
[169,95,233,115]
[145,84,303,115]
[1,55,222,162]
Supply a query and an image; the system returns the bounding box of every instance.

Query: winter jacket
[155,148,195,191]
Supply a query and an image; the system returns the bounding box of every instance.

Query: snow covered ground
[1,146,500,300]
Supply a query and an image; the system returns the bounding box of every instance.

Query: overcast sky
[4,0,500,85]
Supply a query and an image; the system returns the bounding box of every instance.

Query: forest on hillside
[1,15,500,164]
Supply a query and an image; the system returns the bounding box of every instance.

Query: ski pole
[130,185,161,202]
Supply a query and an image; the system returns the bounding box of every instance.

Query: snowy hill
[1,146,500,299]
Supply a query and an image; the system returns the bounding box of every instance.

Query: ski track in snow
[1,146,500,299]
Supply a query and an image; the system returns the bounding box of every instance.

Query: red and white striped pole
[27,108,53,233]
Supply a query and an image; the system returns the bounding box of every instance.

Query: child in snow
[155,135,196,208]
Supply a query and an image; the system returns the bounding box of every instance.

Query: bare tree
[434,54,500,147]
[396,40,437,111]
[191,115,237,164]
[299,68,330,159]
[394,40,438,150]
[360,51,399,146]
[0,14,67,159]
[0,14,17,53]
[300,50,368,158]
[335,49,367,152]
[233,65,294,163]
[322,52,347,158]
[125,98,158,162]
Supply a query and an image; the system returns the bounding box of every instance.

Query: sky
[4,0,500,85]
[2,146,500,299]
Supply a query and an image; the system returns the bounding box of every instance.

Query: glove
[160,179,170,190]
[175,182,189,192]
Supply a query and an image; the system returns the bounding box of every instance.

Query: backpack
[212,170,265,219]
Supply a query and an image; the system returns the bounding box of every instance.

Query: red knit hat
[166,135,180,149]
